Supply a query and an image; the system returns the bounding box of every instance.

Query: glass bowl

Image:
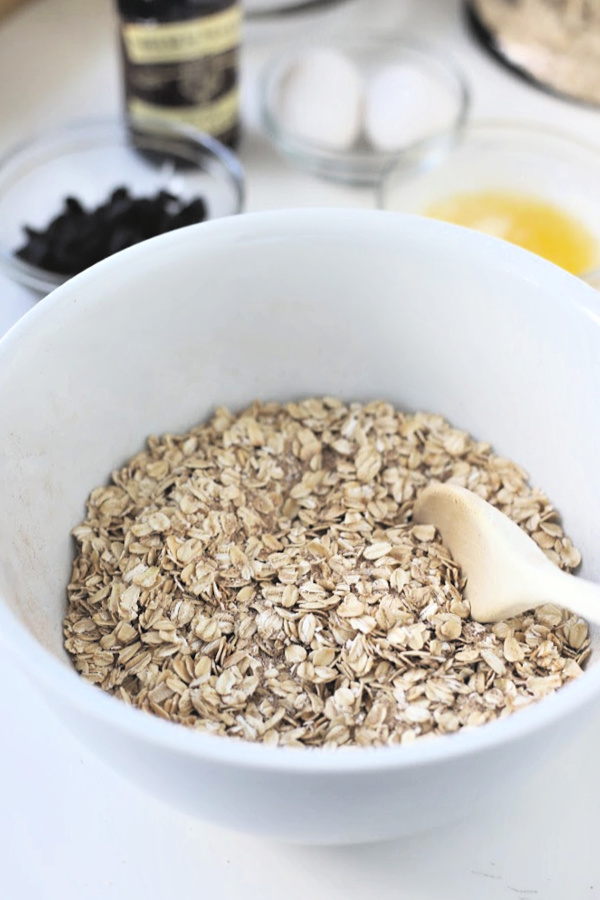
[379,119,600,284]
[259,37,470,185]
[0,118,245,295]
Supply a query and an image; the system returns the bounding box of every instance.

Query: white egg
[364,63,455,153]
[277,48,363,152]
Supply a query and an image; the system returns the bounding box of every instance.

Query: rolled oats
[64,399,589,748]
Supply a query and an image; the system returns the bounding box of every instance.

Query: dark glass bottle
[116,0,241,148]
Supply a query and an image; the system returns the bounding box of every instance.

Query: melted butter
[425,190,598,275]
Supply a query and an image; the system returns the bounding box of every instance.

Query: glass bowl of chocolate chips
[0,117,245,295]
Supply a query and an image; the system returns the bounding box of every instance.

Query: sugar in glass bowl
[0,209,599,844]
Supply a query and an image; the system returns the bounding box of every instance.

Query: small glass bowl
[0,118,245,295]
[379,119,600,284]
[259,37,469,185]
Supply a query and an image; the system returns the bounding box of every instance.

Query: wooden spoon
[412,482,600,625]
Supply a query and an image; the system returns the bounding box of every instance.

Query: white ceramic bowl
[0,209,599,845]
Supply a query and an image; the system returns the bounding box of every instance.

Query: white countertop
[1,1,600,896]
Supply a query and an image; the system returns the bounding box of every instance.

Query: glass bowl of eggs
[379,120,600,283]
[259,37,470,185]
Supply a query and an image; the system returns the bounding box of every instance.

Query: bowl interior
[0,210,599,679]
[0,121,244,292]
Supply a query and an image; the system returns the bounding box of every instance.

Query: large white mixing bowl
[0,209,598,844]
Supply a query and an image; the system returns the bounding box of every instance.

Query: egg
[277,48,363,152]
[364,63,455,153]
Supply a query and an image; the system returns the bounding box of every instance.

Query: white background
[1,0,600,896]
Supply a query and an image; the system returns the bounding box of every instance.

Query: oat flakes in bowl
[64,398,589,748]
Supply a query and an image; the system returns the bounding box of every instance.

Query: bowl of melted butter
[380,120,600,284]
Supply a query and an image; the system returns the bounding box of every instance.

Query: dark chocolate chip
[15,186,209,277]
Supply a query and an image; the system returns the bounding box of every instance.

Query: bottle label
[120,6,241,144]
[121,7,240,65]
[129,90,239,136]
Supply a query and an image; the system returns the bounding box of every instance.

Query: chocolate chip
[15,186,209,276]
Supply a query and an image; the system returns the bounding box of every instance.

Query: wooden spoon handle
[539,568,600,627]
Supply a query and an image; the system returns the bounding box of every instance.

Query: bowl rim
[378,117,600,285]
[0,115,246,295]
[259,35,471,184]
[246,0,347,17]
[1,207,600,774]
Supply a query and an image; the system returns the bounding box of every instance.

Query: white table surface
[2,1,600,897]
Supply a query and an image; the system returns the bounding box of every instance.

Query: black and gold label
[122,7,240,64]
[120,5,241,146]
